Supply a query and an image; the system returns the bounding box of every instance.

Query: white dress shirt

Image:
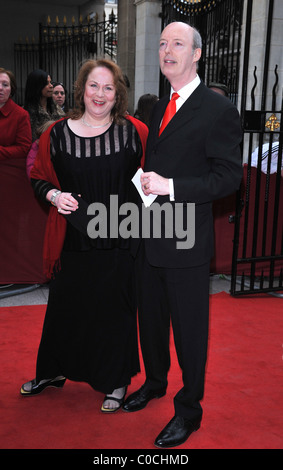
[168,75,201,200]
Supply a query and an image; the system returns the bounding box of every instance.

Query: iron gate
[231,0,283,295]
[160,0,244,106]
[14,13,117,108]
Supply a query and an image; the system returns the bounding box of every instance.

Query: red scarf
[30,116,148,279]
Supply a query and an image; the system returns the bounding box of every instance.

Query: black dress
[32,119,141,393]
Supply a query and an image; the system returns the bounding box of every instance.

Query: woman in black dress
[20,59,148,412]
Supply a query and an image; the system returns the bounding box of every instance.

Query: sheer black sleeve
[30,178,55,204]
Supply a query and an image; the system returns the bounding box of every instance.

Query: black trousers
[135,242,210,420]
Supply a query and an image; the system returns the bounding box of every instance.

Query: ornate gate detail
[14,13,117,107]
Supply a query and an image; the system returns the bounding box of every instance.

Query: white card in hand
[131,168,158,207]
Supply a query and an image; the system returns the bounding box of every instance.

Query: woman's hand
[47,190,80,214]
[56,192,80,214]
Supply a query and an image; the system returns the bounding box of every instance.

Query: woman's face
[0,73,11,108]
[83,66,116,120]
[41,75,53,99]
[53,84,65,108]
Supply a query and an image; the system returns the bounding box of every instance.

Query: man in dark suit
[123,21,243,448]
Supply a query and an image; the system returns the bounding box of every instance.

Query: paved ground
[0,274,232,307]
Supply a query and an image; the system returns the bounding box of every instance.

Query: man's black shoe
[122,384,166,412]
[154,415,201,448]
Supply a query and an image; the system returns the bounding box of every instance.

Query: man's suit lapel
[152,97,168,137]
[157,82,205,141]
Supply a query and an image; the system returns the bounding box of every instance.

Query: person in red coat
[0,68,32,160]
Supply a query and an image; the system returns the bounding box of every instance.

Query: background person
[24,69,64,141]
[251,141,283,176]
[26,120,56,179]
[208,82,229,97]
[52,81,69,112]
[0,67,31,159]
[134,93,159,127]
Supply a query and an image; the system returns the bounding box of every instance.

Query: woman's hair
[134,93,159,127]
[0,67,17,97]
[52,81,67,91]
[69,59,128,123]
[35,119,57,139]
[24,69,53,113]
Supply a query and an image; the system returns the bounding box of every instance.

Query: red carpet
[0,292,282,451]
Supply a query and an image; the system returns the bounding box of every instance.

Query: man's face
[159,22,201,89]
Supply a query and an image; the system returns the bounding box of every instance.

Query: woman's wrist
[47,189,62,206]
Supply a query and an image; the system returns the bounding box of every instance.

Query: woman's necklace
[81,116,112,129]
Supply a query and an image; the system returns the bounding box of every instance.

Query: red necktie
[159,92,179,135]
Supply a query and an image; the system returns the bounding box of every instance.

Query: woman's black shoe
[101,386,128,413]
[20,376,66,396]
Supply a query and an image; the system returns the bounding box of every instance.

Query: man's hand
[141,171,170,196]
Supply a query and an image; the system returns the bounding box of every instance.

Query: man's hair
[192,26,202,52]
[166,22,202,57]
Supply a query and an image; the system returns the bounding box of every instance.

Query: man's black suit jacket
[142,81,243,269]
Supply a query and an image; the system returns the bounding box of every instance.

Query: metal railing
[14,12,117,107]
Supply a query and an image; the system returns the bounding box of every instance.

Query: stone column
[117,0,137,113]
[134,0,162,108]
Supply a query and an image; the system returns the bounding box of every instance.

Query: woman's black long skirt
[35,247,140,394]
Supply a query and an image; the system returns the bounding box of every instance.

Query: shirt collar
[170,75,201,102]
